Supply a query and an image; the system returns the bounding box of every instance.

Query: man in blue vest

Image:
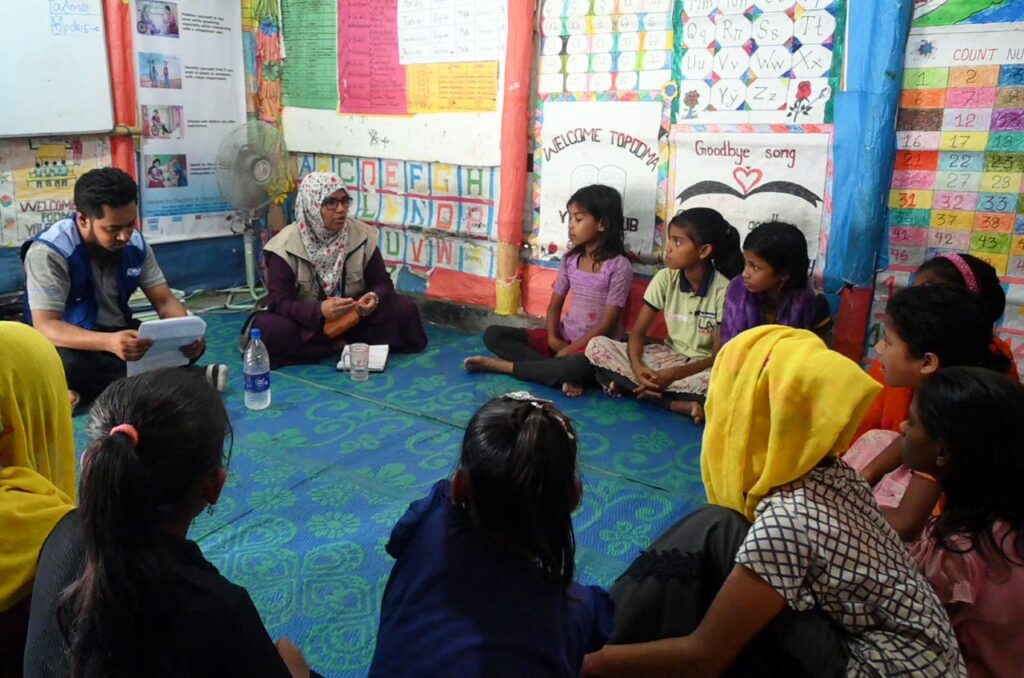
[21,167,224,406]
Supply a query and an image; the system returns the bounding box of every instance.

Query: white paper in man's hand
[126,316,208,377]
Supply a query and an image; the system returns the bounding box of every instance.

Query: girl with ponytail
[585,207,743,422]
[24,369,317,678]
[371,393,613,677]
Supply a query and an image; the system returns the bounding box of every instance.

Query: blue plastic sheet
[0,237,247,296]
[825,0,915,291]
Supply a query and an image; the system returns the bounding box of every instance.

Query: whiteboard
[283,101,504,167]
[1,0,114,137]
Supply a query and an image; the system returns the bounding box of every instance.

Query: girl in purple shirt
[465,185,633,396]
[720,221,831,346]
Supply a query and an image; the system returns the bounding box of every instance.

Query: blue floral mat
[73,311,707,677]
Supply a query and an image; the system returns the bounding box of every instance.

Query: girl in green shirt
[585,208,743,423]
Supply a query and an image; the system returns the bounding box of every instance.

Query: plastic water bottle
[244,328,271,410]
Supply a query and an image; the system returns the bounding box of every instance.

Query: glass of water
[350,343,370,382]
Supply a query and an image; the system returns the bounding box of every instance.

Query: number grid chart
[873,22,1024,371]
[889,65,1024,279]
[538,0,675,95]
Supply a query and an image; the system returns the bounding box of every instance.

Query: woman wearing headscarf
[250,172,427,367]
[0,323,76,674]
[582,326,966,678]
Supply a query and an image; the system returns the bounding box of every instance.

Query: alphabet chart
[674,0,842,124]
[296,152,500,277]
[537,0,674,95]
[872,22,1024,368]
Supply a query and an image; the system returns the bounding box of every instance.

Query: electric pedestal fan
[215,120,289,310]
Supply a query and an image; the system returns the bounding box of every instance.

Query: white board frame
[1,1,115,137]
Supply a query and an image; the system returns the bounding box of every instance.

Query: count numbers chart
[889,23,1024,278]
[875,22,1024,371]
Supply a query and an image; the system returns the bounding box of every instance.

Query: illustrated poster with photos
[133,0,247,242]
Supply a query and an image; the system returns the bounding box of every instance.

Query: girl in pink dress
[901,367,1024,678]
[465,185,633,397]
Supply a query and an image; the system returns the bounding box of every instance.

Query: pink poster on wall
[338,0,408,114]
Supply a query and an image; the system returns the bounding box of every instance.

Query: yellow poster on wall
[406,61,498,113]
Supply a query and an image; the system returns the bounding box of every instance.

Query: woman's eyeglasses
[322,196,353,210]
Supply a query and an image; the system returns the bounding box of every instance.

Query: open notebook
[336,344,390,372]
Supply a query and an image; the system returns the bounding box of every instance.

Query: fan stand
[222,213,267,310]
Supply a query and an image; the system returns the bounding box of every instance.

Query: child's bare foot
[603,381,624,398]
[463,355,514,375]
[562,382,584,397]
[670,400,704,424]
[636,389,663,402]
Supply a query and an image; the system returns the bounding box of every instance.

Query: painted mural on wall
[0,136,111,247]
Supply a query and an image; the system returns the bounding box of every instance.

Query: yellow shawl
[702,326,881,522]
[0,322,76,611]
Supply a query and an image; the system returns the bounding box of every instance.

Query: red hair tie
[109,424,139,447]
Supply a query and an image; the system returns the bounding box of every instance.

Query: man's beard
[84,235,124,269]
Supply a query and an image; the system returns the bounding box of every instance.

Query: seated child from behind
[370,393,612,677]
[902,367,1024,678]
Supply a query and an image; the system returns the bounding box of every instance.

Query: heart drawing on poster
[732,167,763,194]
[671,131,831,264]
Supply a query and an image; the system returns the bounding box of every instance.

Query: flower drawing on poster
[683,89,702,119]
[671,130,831,263]
[538,101,663,260]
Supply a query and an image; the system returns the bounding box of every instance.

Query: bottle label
[245,372,270,393]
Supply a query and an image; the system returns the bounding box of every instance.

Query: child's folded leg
[585,336,632,375]
[483,325,553,362]
[512,354,595,389]
[594,365,640,396]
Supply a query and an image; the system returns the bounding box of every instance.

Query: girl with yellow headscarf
[583,326,966,678]
[0,322,76,671]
